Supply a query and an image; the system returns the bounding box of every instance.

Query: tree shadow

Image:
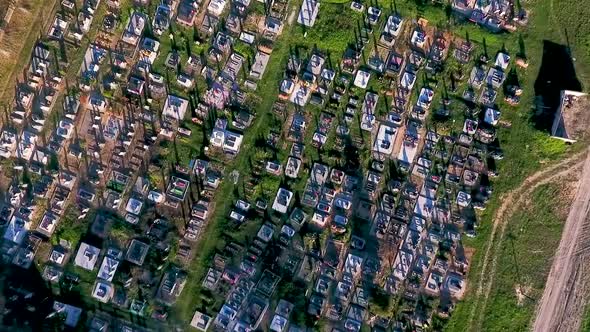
[532,40,581,132]
[1,264,54,330]
[517,33,526,59]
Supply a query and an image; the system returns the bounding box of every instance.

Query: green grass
[289,2,362,57]
[582,306,590,332]
[53,205,93,247]
[478,182,572,331]
[444,0,590,328]
[161,119,206,166]
[550,0,590,86]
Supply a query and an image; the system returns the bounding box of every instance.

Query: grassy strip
[480,181,574,331]
[171,7,301,323]
[582,305,590,332]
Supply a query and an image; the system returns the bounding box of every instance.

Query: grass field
[480,180,576,331]
[550,0,590,87]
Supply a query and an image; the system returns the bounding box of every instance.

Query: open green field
[480,180,575,331]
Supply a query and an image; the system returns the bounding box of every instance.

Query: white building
[393,250,414,280]
[97,256,119,282]
[92,281,114,303]
[397,134,419,165]
[373,123,397,156]
[354,69,371,89]
[162,95,189,121]
[74,242,101,271]
[457,191,472,207]
[210,119,244,155]
[37,212,59,235]
[495,52,510,71]
[272,188,293,213]
[270,314,288,332]
[17,130,37,161]
[125,197,144,215]
[223,130,243,155]
[3,215,29,245]
[249,51,271,80]
[484,108,501,126]
[297,0,320,27]
[384,15,404,37]
[289,82,311,106]
[208,0,227,17]
[417,88,434,109]
[307,54,325,76]
[139,37,161,64]
[400,70,416,90]
[191,311,213,331]
[121,12,146,46]
[285,157,301,178]
[0,130,17,158]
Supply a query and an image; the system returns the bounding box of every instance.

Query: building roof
[3,215,29,245]
[270,314,288,332]
[297,0,320,27]
[162,95,189,121]
[373,123,397,155]
[551,90,590,143]
[354,70,371,89]
[250,51,271,80]
[126,239,150,265]
[122,12,146,46]
[53,302,82,327]
[97,256,120,282]
[92,281,114,303]
[223,130,244,153]
[191,311,213,331]
[494,52,510,70]
[74,242,100,270]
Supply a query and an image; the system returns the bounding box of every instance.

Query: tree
[43,312,66,331]
[48,153,59,172]
[369,287,395,317]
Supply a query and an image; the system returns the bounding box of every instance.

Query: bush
[369,287,395,317]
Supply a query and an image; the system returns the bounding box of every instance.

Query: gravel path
[533,148,590,332]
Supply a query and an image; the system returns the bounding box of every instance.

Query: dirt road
[532,148,590,332]
[466,148,589,332]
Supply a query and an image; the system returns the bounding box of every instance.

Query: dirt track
[466,148,589,332]
[532,148,590,332]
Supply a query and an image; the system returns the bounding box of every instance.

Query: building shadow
[532,40,581,132]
